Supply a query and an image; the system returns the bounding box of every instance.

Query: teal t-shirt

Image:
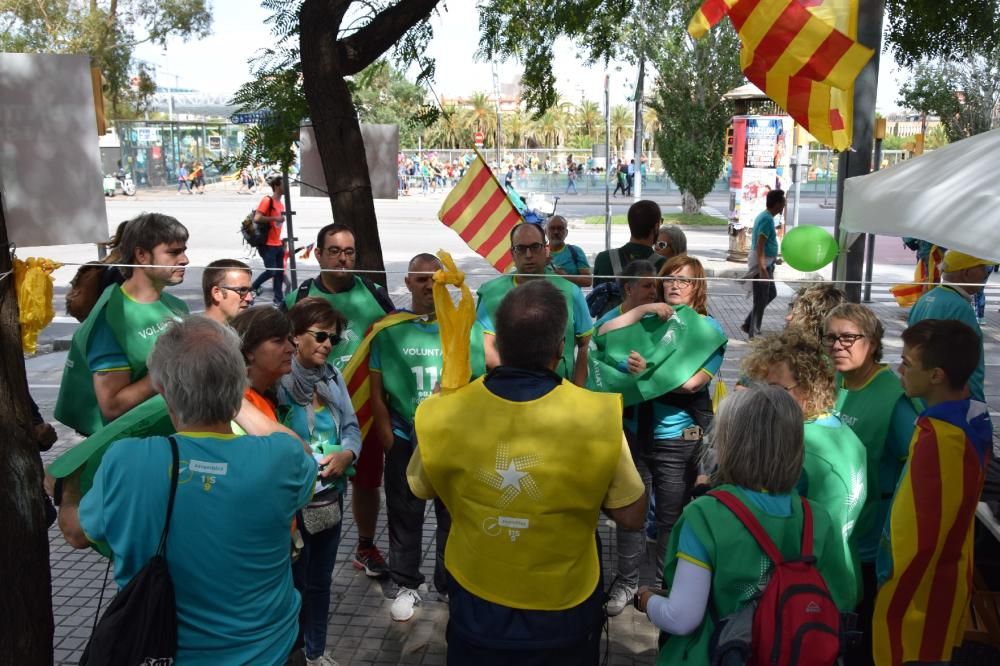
[908,285,984,401]
[549,244,590,276]
[86,316,129,372]
[279,401,345,494]
[369,316,441,440]
[79,432,316,665]
[751,210,779,259]
[475,275,593,338]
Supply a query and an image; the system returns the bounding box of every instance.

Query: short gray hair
[712,385,804,493]
[148,316,247,425]
[658,225,687,255]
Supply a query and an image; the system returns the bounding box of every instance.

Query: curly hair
[659,255,708,315]
[786,284,847,339]
[740,330,836,420]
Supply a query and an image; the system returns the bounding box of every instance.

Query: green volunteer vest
[374,317,487,425]
[657,486,853,665]
[586,306,727,407]
[801,417,867,607]
[288,277,387,371]
[54,285,188,435]
[835,366,913,562]
[477,275,583,380]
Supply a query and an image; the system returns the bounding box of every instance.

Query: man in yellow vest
[408,280,646,664]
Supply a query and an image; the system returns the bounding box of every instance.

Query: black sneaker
[353,545,390,579]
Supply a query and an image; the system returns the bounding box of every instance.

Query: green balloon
[780,225,839,272]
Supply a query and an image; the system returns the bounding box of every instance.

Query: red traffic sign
[474,131,484,147]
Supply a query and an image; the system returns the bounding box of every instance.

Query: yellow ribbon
[432,250,476,391]
[14,257,61,355]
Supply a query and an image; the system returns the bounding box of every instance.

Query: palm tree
[610,105,634,156]
[642,105,660,154]
[539,109,560,148]
[436,106,464,148]
[577,100,601,144]
[505,108,528,149]
[467,91,495,146]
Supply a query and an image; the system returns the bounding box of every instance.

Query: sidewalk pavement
[36,287,1000,665]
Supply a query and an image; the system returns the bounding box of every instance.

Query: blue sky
[136,0,903,112]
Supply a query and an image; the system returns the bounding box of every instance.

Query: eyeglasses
[822,333,865,348]
[219,285,255,300]
[304,329,342,345]
[654,241,669,250]
[665,276,693,287]
[322,247,356,257]
[512,242,546,256]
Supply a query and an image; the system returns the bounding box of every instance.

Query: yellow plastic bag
[712,378,729,413]
[14,257,61,354]
[432,250,476,391]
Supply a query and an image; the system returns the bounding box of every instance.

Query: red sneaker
[353,545,389,579]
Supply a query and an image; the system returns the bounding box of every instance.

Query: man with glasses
[476,223,593,385]
[545,215,592,288]
[369,253,487,622]
[285,222,396,580]
[202,259,255,324]
[907,250,991,401]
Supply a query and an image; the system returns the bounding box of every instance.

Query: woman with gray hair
[67,316,320,663]
[654,225,687,261]
[634,386,854,664]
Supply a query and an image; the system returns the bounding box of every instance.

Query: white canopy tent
[842,128,1000,263]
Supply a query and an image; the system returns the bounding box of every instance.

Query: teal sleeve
[368,333,382,371]
[78,444,111,543]
[572,245,591,269]
[677,521,711,569]
[475,296,495,335]
[701,317,726,376]
[887,396,918,461]
[285,434,319,509]
[571,287,593,337]
[86,314,129,372]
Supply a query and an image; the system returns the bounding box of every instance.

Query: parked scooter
[103,170,136,197]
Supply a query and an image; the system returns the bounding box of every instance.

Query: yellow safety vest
[415,377,623,610]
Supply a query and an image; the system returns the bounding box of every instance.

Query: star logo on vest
[476,441,541,508]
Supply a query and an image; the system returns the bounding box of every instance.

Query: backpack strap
[709,490,784,565]
[609,247,624,276]
[799,496,814,559]
[156,436,181,557]
[292,279,313,306]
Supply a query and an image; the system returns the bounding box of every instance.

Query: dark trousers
[616,434,700,586]
[844,561,876,666]
[292,510,343,660]
[252,244,285,303]
[385,434,451,593]
[743,264,776,337]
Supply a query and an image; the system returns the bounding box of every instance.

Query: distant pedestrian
[613,161,626,196]
[565,164,578,194]
[177,163,192,194]
[626,159,635,196]
[741,189,785,338]
[249,175,287,305]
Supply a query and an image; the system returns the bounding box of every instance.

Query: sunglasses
[654,241,669,250]
[304,329,342,345]
[219,285,255,299]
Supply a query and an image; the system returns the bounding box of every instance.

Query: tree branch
[335,0,440,76]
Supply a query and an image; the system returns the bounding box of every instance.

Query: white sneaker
[391,586,421,622]
[305,652,339,666]
[605,579,638,617]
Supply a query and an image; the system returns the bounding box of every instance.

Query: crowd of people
[42,196,996,666]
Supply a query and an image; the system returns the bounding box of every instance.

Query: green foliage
[349,59,436,147]
[0,0,212,116]
[650,4,742,212]
[885,0,1000,67]
[898,50,1000,142]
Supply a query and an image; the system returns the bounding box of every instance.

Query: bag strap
[799,495,814,558]
[709,490,784,565]
[609,247,624,276]
[156,436,181,557]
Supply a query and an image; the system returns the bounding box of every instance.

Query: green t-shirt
[798,414,867,604]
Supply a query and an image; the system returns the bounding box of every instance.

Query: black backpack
[240,198,273,249]
[587,248,625,318]
[81,437,180,666]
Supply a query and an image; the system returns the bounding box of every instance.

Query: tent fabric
[842,128,1000,263]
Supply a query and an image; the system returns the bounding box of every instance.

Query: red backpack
[709,490,841,666]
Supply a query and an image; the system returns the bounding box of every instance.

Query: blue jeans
[292,508,343,660]
[252,244,285,303]
[974,265,993,319]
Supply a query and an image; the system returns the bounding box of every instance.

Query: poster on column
[735,116,792,229]
[738,168,786,230]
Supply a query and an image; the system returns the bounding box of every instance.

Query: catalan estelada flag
[872,399,992,665]
[341,312,420,441]
[689,0,873,151]
[438,154,522,272]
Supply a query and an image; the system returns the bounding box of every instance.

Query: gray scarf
[281,356,343,429]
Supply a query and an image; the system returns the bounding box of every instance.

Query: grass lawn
[583,213,728,226]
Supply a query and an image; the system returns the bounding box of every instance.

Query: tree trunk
[681,191,701,215]
[0,195,54,664]
[300,3,387,285]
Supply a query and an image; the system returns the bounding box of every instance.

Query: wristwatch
[633,590,645,612]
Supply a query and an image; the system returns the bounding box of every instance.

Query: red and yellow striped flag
[342,311,420,440]
[438,155,522,272]
[689,0,873,151]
